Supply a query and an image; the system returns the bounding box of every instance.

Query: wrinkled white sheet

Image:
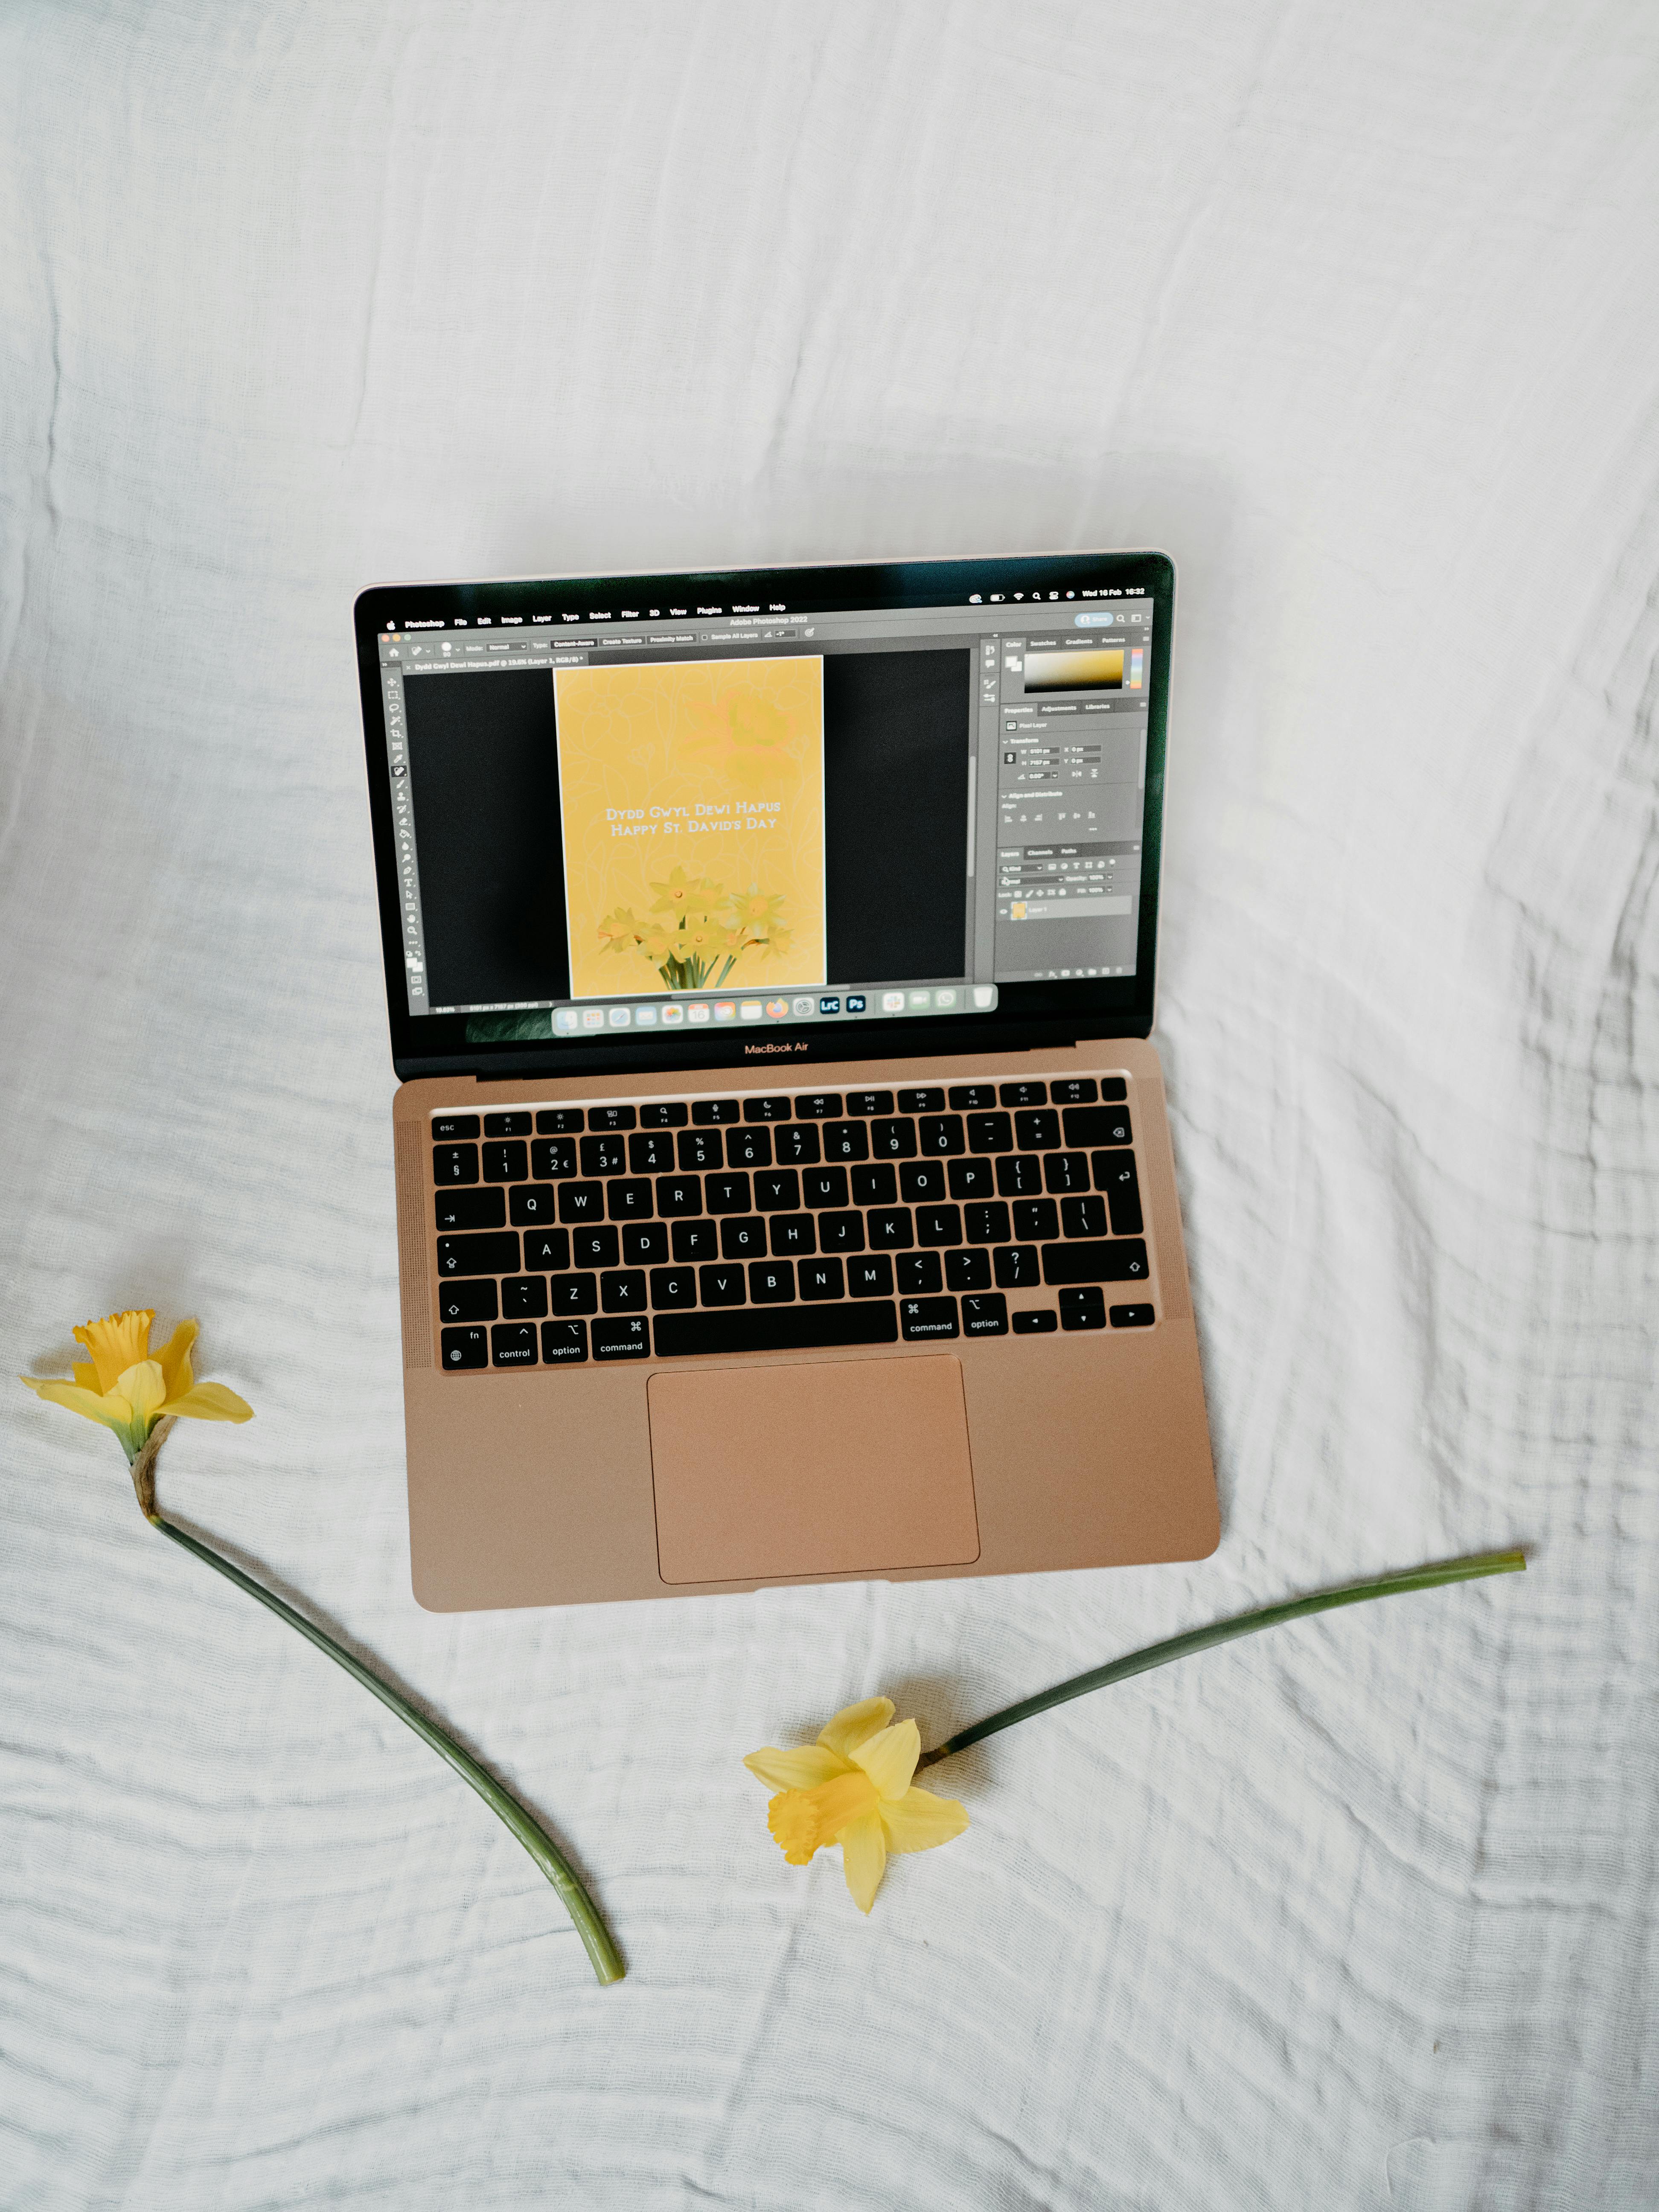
[3,4,1656,2206]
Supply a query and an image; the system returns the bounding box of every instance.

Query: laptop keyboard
[427,1078,1153,1370]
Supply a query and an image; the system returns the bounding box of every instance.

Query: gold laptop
[355,550,1218,1609]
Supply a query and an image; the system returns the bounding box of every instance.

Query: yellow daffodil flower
[745,1696,969,1913]
[21,1309,252,1465]
[597,907,644,951]
[649,867,710,915]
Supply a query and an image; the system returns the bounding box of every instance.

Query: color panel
[1022,648,1124,693]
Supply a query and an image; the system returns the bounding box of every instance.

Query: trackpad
[647,1356,981,1585]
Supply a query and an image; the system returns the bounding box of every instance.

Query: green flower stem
[148,1509,625,1985]
[914,1549,1526,1770]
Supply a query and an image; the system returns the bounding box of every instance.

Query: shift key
[435,1230,520,1278]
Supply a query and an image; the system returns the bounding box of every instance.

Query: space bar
[653,1304,899,1358]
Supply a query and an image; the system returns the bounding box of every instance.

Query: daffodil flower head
[744,1697,968,1913]
[21,1310,253,1465]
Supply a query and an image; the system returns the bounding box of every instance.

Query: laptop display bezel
[354,548,1173,1081]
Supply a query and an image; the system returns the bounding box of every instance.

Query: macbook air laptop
[354,549,1218,1610]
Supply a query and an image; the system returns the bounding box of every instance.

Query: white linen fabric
[3,3,1656,2205]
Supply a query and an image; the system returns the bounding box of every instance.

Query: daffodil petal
[21,1378,131,1433]
[816,1697,895,1759]
[744,1745,848,1793]
[840,1810,888,1914]
[162,1381,253,1423]
[765,1771,878,1864]
[74,1311,154,1393]
[116,1362,167,1428]
[850,1717,921,1802]
[879,1784,970,1855]
[153,1320,198,1399]
[72,1363,99,1392]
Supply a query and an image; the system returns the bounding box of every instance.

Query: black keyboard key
[798,1257,844,1301]
[588,1104,636,1132]
[821,1121,868,1162]
[1012,1308,1057,1334]
[432,1114,479,1142]
[743,1095,792,1121]
[580,1132,627,1177]
[592,1316,650,1359]
[1014,1109,1060,1151]
[849,1254,895,1297]
[600,1270,647,1312]
[1041,1238,1150,1286]
[899,1086,946,1113]
[522,1227,570,1272]
[491,1321,538,1366]
[750,1260,795,1304]
[900,1297,958,1341]
[818,1211,865,1253]
[1064,1104,1132,1148]
[845,1090,894,1117]
[964,1201,1011,1244]
[754,1169,800,1212]
[434,1143,479,1185]
[500,1275,548,1319]
[769,1214,815,1257]
[536,1107,584,1134]
[606,1177,655,1220]
[852,1162,898,1207]
[961,1292,1008,1335]
[541,1319,589,1362]
[896,1252,943,1294]
[868,1208,914,1250]
[572,1225,620,1269]
[727,1124,773,1168]
[793,1093,842,1118]
[916,1204,962,1247]
[918,1115,965,1155]
[549,1272,599,1314]
[945,1247,992,1291]
[441,1324,489,1370]
[1059,1286,1107,1331]
[774,1123,821,1165]
[649,1268,698,1309]
[439,1280,497,1324]
[656,1175,703,1217]
[653,1302,897,1359]
[483,1140,528,1183]
[802,1166,849,1209]
[484,1111,533,1138]
[699,1263,747,1307]
[639,1101,689,1128]
[1097,1152,1144,1234]
[436,1186,505,1232]
[996,1154,1045,1198]
[1042,1151,1090,1195]
[558,1181,606,1225]
[720,1217,768,1260]
[705,1172,752,1214]
[1111,1303,1155,1328]
[629,1130,676,1174]
[1051,1079,1098,1106]
[871,1118,917,1158]
[947,1084,997,1110]
[947,1157,995,1201]
[672,1220,719,1262]
[436,1231,519,1278]
[1013,1198,1059,1240]
[1000,1080,1047,1107]
[992,1244,1041,1290]
[509,1184,559,1226]
[898,1159,949,1204]
[692,1098,740,1124]
[531,1136,577,1180]
[622,1222,669,1266]
[678,1128,725,1171]
[966,1112,1013,1153]
[1061,1194,1109,1238]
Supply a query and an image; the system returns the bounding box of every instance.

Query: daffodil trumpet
[24,1312,624,1986]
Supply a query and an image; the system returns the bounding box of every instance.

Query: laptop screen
[355,550,1172,1076]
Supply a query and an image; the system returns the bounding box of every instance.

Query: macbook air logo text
[744,1041,808,1054]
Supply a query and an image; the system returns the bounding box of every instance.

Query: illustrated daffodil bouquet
[598,867,791,991]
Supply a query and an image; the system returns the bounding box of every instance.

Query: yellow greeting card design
[554,655,827,1000]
